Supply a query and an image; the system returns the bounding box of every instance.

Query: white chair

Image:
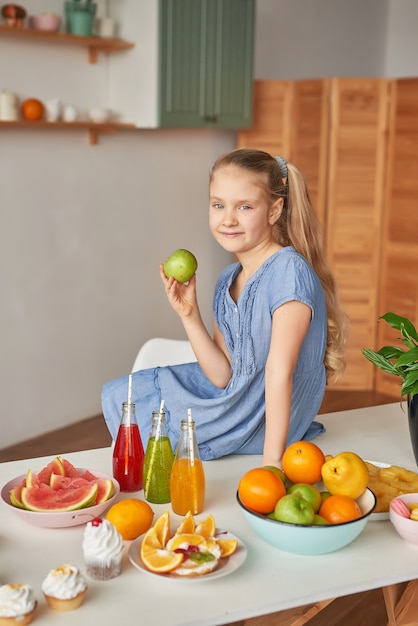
[131,337,197,372]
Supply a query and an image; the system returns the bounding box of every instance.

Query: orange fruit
[195,514,216,538]
[175,510,195,534]
[21,98,44,121]
[106,498,154,540]
[282,441,325,484]
[318,494,362,524]
[238,467,286,514]
[141,527,183,573]
[153,510,170,546]
[216,538,238,558]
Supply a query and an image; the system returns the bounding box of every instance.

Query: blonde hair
[210,148,348,382]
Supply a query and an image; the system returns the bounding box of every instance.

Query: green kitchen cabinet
[158,0,255,128]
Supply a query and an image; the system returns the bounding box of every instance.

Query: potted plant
[362,312,418,463]
[65,0,97,36]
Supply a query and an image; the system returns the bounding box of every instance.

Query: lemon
[106,498,154,540]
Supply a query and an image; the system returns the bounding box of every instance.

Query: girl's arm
[262,300,312,468]
[160,265,232,387]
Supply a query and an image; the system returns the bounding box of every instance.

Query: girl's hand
[159,263,197,319]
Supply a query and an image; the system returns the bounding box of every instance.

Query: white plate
[129,531,247,581]
[365,460,391,521]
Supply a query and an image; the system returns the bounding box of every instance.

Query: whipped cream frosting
[0,583,36,617]
[82,518,123,561]
[41,564,87,600]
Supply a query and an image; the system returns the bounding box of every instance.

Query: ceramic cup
[62,104,78,123]
[45,98,61,122]
[96,17,115,37]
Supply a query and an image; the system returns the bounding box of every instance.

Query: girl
[102,149,347,467]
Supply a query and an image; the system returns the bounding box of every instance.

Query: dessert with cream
[0,583,37,626]
[165,534,221,576]
[82,517,123,580]
[41,564,87,611]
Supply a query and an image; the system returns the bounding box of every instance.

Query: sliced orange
[167,532,205,551]
[141,544,184,573]
[216,538,238,558]
[175,510,195,534]
[195,514,216,538]
[141,527,162,551]
[153,511,170,546]
[140,526,183,573]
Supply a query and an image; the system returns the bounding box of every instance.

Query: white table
[1,403,418,626]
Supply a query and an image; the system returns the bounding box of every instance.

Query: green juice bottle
[143,406,174,504]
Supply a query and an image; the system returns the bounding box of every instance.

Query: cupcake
[82,517,123,580]
[0,583,37,626]
[41,564,87,611]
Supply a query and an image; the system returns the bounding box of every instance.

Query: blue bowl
[237,488,376,555]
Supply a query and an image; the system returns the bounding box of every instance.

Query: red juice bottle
[112,401,144,492]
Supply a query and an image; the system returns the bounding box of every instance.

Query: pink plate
[1,469,120,528]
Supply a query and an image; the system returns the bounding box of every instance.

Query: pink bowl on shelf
[29,13,61,32]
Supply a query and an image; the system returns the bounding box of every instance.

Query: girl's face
[209,165,282,255]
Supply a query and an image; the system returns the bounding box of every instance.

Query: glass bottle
[143,409,174,504]
[112,401,144,492]
[170,411,205,515]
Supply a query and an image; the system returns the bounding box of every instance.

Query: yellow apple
[321,451,369,499]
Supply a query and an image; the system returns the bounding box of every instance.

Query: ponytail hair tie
[275,156,288,186]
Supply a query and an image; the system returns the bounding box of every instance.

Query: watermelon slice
[49,474,91,490]
[21,483,99,512]
[9,484,25,509]
[37,457,65,483]
[95,478,115,504]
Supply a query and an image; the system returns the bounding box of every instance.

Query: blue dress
[102,247,327,460]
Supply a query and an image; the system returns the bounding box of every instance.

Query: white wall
[0,0,416,448]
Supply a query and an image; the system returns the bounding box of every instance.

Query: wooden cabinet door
[159,0,254,128]
[376,77,418,397]
[237,79,329,229]
[237,80,293,156]
[326,78,390,390]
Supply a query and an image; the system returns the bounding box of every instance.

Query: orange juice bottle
[170,411,205,515]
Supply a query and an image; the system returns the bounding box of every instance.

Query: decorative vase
[65,1,97,36]
[407,394,418,465]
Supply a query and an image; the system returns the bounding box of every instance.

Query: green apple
[263,466,286,485]
[163,249,198,283]
[313,514,329,525]
[287,483,322,513]
[320,490,331,502]
[273,494,315,525]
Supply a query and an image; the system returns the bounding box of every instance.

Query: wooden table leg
[383,580,418,626]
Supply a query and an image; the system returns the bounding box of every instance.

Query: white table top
[1,402,418,626]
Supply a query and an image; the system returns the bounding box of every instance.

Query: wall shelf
[0,120,137,145]
[0,24,135,63]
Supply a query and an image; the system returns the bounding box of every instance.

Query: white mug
[62,104,78,123]
[0,90,18,121]
[96,17,115,37]
[45,98,61,122]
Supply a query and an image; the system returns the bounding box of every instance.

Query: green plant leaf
[381,312,418,344]
[362,349,402,376]
[378,346,405,360]
[396,346,418,369]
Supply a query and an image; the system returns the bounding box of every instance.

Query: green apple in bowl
[287,483,322,513]
[163,249,198,283]
[273,494,315,525]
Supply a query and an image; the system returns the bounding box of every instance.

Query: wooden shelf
[0,120,137,145]
[0,24,135,63]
